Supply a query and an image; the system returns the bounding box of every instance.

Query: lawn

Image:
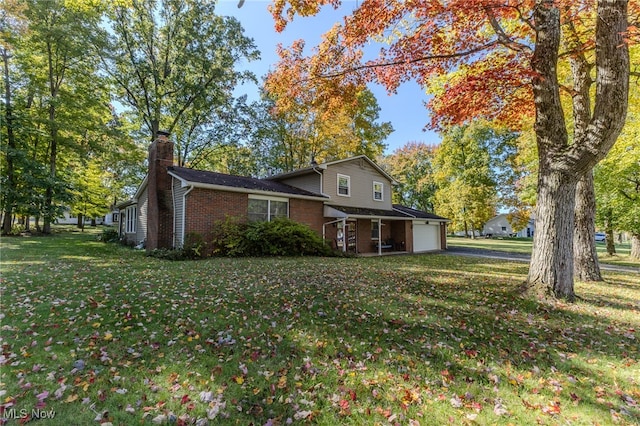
[1,230,639,425]
[448,236,639,268]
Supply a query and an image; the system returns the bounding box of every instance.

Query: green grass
[1,231,639,425]
[448,236,639,268]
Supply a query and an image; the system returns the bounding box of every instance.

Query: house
[482,213,535,238]
[119,132,449,255]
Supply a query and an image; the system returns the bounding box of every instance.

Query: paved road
[446,245,640,274]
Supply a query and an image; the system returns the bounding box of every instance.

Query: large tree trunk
[527,170,577,301]
[631,234,640,260]
[573,172,602,281]
[2,49,17,235]
[523,0,629,301]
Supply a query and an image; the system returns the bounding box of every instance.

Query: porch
[322,205,413,256]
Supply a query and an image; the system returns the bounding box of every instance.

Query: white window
[337,174,350,197]
[248,195,289,222]
[371,221,379,240]
[373,181,384,201]
[125,206,136,233]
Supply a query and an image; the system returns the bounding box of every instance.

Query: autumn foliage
[269,0,638,131]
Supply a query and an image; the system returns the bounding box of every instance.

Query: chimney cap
[157,130,171,137]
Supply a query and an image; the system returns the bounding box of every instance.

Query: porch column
[378,218,382,256]
[342,219,347,252]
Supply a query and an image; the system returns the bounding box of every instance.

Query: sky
[215,0,442,155]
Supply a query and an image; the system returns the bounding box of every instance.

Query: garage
[413,221,441,252]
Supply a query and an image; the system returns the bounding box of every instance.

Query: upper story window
[373,181,384,201]
[248,195,289,222]
[337,174,350,197]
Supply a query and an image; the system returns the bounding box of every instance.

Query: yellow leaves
[103,332,113,341]
[277,375,287,389]
[64,394,78,403]
[234,376,244,385]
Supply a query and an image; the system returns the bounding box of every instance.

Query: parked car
[594,232,606,242]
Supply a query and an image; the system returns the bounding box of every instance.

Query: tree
[3,0,113,234]
[270,0,634,301]
[594,93,640,260]
[432,123,512,238]
[380,142,438,212]
[69,159,111,229]
[264,35,392,172]
[103,0,259,154]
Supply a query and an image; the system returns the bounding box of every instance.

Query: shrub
[98,228,120,243]
[183,232,205,259]
[204,217,338,257]
[208,217,249,257]
[147,248,187,261]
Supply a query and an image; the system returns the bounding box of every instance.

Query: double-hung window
[337,174,350,197]
[373,181,384,201]
[371,220,380,240]
[248,195,289,222]
[125,206,136,233]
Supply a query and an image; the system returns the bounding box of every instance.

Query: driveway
[445,246,640,274]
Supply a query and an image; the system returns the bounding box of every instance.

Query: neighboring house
[103,208,120,226]
[120,132,449,255]
[483,213,535,238]
[56,208,104,226]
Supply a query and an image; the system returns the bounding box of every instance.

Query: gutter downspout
[181,185,194,248]
[171,178,176,248]
[311,164,323,195]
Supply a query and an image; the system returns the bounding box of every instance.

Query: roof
[327,205,412,219]
[326,204,450,221]
[267,155,397,185]
[168,166,327,199]
[392,205,450,221]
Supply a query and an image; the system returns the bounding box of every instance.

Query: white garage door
[413,223,440,252]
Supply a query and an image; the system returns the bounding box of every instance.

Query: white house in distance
[483,213,535,238]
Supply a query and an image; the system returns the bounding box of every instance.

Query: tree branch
[313,42,499,80]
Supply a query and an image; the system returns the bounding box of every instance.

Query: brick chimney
[146,131,174,251]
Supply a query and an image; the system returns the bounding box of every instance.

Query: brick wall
[184,189,248,236]
[147,133,174,251]
[356,219,372,253]
[289,198,325,235]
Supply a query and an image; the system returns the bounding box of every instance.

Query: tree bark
[523,0,629,301]
[605,228,616,255]
[2,49,17,235]
[631,234,640,260]
[573,172,602,281]
[527,170,577,301]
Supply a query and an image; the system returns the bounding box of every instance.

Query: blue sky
[215,0,442,154]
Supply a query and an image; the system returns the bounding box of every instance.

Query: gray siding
[172,178,188,247]
[278,173,322,195]
[136,187,148,245]
[323,159,393,210]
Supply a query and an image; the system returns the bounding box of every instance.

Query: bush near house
[151,218,337,260]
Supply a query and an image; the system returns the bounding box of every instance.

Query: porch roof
[325,205,411,220]
[392,205,450,221]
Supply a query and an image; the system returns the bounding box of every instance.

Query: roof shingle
[168,166,326,198]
